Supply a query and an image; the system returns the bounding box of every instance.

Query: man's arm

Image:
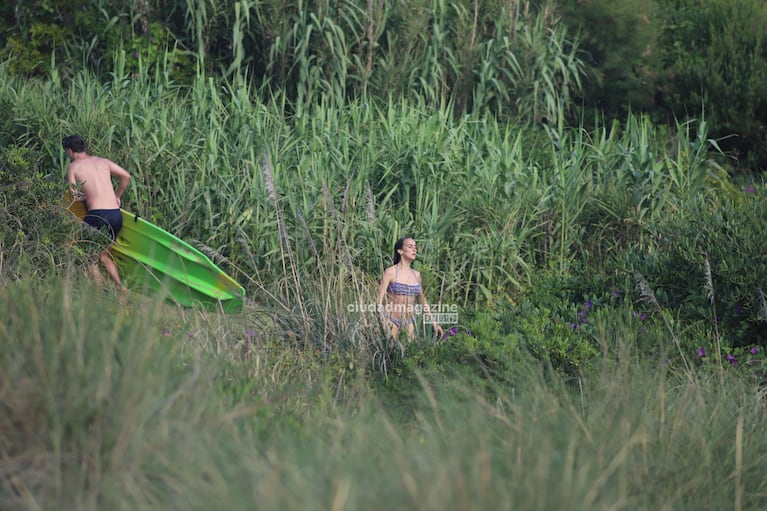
[66,164,85,202]
[108,160,131,205]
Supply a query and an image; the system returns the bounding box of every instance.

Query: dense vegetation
[2,1,767,509]
[2,0,766,166]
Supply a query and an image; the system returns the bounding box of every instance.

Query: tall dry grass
[2,278,767,510]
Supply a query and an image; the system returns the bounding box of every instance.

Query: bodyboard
[65,194,245,313]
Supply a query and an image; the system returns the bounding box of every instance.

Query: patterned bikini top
[387,266,421,297]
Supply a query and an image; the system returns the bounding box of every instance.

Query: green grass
[2,278,767,510]
[0,60,728,308]
[2,28,767,509]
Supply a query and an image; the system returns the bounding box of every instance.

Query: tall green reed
[161,0,585,117]
[3,51,724,325]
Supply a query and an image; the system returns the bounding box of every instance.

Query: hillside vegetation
[2,1,767,509]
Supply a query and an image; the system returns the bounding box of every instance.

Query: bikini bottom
[388,316,415,329]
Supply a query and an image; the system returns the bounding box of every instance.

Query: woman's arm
[376,267,393,323]
[417,273,443,338]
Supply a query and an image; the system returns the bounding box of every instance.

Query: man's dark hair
[62,134,86,153]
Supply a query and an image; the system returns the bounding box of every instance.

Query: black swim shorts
[84,208,123,241]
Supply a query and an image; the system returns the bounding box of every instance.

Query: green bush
[0,22,71,76]
[388,288,607,388]
[0,143,88,280]
[555,0,660,120]
[629,183,767,349]
[656,0,767,170]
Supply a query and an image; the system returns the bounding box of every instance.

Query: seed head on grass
[365,183,376,224]
[704,257,714,305]
[632,270,661,311]
[262,150,278,206]
[321,178,336,217]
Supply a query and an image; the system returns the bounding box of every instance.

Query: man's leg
[88,263,105,288]
[98,249,125,293]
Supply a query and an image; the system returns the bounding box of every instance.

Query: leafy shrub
[656,0,767,170]
[125,22,197,82]
[629,183,767,349]
[0,23,71,76]
[381,288,607,394]
[555,0,660,120]
[0,143,88,280]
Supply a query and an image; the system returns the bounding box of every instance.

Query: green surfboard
[66,194,246,313]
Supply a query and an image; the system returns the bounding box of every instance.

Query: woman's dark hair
[392,237,414,266]
[62,134,86,153]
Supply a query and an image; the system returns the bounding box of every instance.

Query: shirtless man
[63,134,131,292]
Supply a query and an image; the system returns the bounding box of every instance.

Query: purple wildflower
[441,326,459,341]
[697,347,706,357]
[726,354,737,366]
[163,330,171,337]
[585,300,593,309]
[640,313,647,321]
[612,290,621,298]
[570,322,578,331]
[744,185,756,193]
[132,51,139,59]
[750,346,759,355]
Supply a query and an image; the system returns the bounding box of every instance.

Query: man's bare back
[66,154,131,210]
[65,145,131,211]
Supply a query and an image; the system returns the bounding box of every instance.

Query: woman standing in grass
[376,237,443,340]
